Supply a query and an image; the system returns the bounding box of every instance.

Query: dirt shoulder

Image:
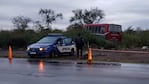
[0,50,26,58]
[1,49,149,63]
[92,49,149,63]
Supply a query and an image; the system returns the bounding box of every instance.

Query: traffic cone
[87,48,92,64]
[8,46,13,61]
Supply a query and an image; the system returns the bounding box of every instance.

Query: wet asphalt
[0,58,149,84]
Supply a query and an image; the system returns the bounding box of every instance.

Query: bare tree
[12,16,31,31]
[70,7,105,24]
[39,9,63,30]
[33,21,44,32]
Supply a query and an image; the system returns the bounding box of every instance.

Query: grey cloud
[0,16,11,21]
[124,19,149,29]
[0,0,149,30]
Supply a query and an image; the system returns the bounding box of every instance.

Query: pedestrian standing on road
[75,33,84,59]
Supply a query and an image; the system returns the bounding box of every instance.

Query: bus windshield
[109,24,122,32]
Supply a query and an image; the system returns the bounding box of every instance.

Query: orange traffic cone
[8,46,13,62]
[87,48,92,64]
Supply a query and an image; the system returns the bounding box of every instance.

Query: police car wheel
[28,55,35,58]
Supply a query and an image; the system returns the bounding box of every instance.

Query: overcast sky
[0,0,149,30]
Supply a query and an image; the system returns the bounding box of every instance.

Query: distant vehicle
[26,34,76,58]
[84,24,122,42]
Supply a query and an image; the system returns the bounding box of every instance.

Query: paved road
[0,58,149,84]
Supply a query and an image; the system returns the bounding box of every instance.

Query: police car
[26,34,76,58]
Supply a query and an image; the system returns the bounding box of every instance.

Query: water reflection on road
[0,58,149,84]
[38,60,44,73]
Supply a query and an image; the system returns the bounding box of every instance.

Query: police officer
[75,33,84,58]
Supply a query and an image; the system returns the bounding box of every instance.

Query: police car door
[57,38,73,53]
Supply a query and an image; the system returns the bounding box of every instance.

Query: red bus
[84,24,122,42]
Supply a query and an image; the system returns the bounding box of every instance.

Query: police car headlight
[39,46,49,51]
[27,47,30,51]
[39,48,44,51]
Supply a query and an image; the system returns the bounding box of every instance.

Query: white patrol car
[26,34,76,58]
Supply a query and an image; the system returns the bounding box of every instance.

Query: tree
[39,9,63,30]
[12,16,31,31]
[70,7,104,25]
[67,23,84,31]
[125,26,135,34]
[33,21,44,32]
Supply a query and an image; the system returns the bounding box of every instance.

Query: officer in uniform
[75,33,84,58]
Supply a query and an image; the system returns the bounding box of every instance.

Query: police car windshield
[37,36,58,44]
